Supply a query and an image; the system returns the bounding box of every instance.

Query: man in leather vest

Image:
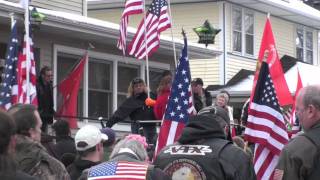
[274,85,320,180]
[154,106,256,180]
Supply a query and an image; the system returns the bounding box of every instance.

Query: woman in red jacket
[154,70,172,120]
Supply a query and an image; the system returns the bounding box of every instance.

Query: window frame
[231,6,255,57]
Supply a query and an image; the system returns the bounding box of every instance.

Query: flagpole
[142,0,150,98]
[9,13,15,29]
[24,0,31,103]
[167,0,177,68]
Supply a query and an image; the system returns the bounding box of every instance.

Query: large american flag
[0,22,19,110]
[128,0,171,59]
[117,0,143,55]
[16,32,38,105]
[244,61,289,179]
[88,161,148,180]
[154,36,195,156]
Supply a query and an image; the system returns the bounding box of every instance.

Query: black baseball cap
[192,78,204,86]
[131,77,144,85]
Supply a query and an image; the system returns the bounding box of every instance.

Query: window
[296,26,313,64]
[56,53,84,117]
[117,63,140,107]
[232,7,254,56]
[88,59,113,118]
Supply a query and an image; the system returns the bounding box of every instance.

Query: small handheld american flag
[88,161,149,180]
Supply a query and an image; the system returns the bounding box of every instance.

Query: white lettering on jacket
[164,145,212,155]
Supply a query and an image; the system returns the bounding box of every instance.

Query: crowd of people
[0,66,320,180]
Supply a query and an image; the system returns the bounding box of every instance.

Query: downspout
[219,1,227,85]
[223,2,226,85]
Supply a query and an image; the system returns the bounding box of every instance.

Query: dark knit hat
[100,128,116,146]
[131,77,144,85]
[198,106,230,128]
[178,114,226,144]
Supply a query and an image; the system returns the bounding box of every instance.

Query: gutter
[256,0,320,23]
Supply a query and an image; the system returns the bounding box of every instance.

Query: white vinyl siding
[226,55,256,81]
[189,59,220,87]
[7,0,84,15]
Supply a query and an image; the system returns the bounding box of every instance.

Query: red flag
[14,34,38,106]
[287,69,303,138]
[117,0,143,55]
[251,18,292,106]
[127,0,171,59]
[289,69,303,125]
[57,53,87,129]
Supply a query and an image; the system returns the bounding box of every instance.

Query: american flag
[154,35,195,156]
[128,0,171,59]
[117,0,143,55]
[244,61,289,179]
[15,31,38,105]
[88,161,148,180]
[0,22,19,110]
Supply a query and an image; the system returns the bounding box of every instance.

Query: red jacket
[154,89,170,120]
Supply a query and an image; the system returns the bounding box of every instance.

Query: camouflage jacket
[15,135,70,180]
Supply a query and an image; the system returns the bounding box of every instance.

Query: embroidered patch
[164,158,206,180]
[164,145,212,155]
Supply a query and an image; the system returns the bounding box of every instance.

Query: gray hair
[110,139,148,161]
[302,85,320,110]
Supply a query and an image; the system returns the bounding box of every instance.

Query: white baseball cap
[75,125,108,151]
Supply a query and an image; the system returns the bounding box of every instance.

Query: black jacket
[67,158,100,180]
[53,136,77,161]
[36,79,54,124]
[105,92,156,127]
[154,115,256,180]
[193,88,212,112]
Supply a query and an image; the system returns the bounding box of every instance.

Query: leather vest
[155,138,231,180]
